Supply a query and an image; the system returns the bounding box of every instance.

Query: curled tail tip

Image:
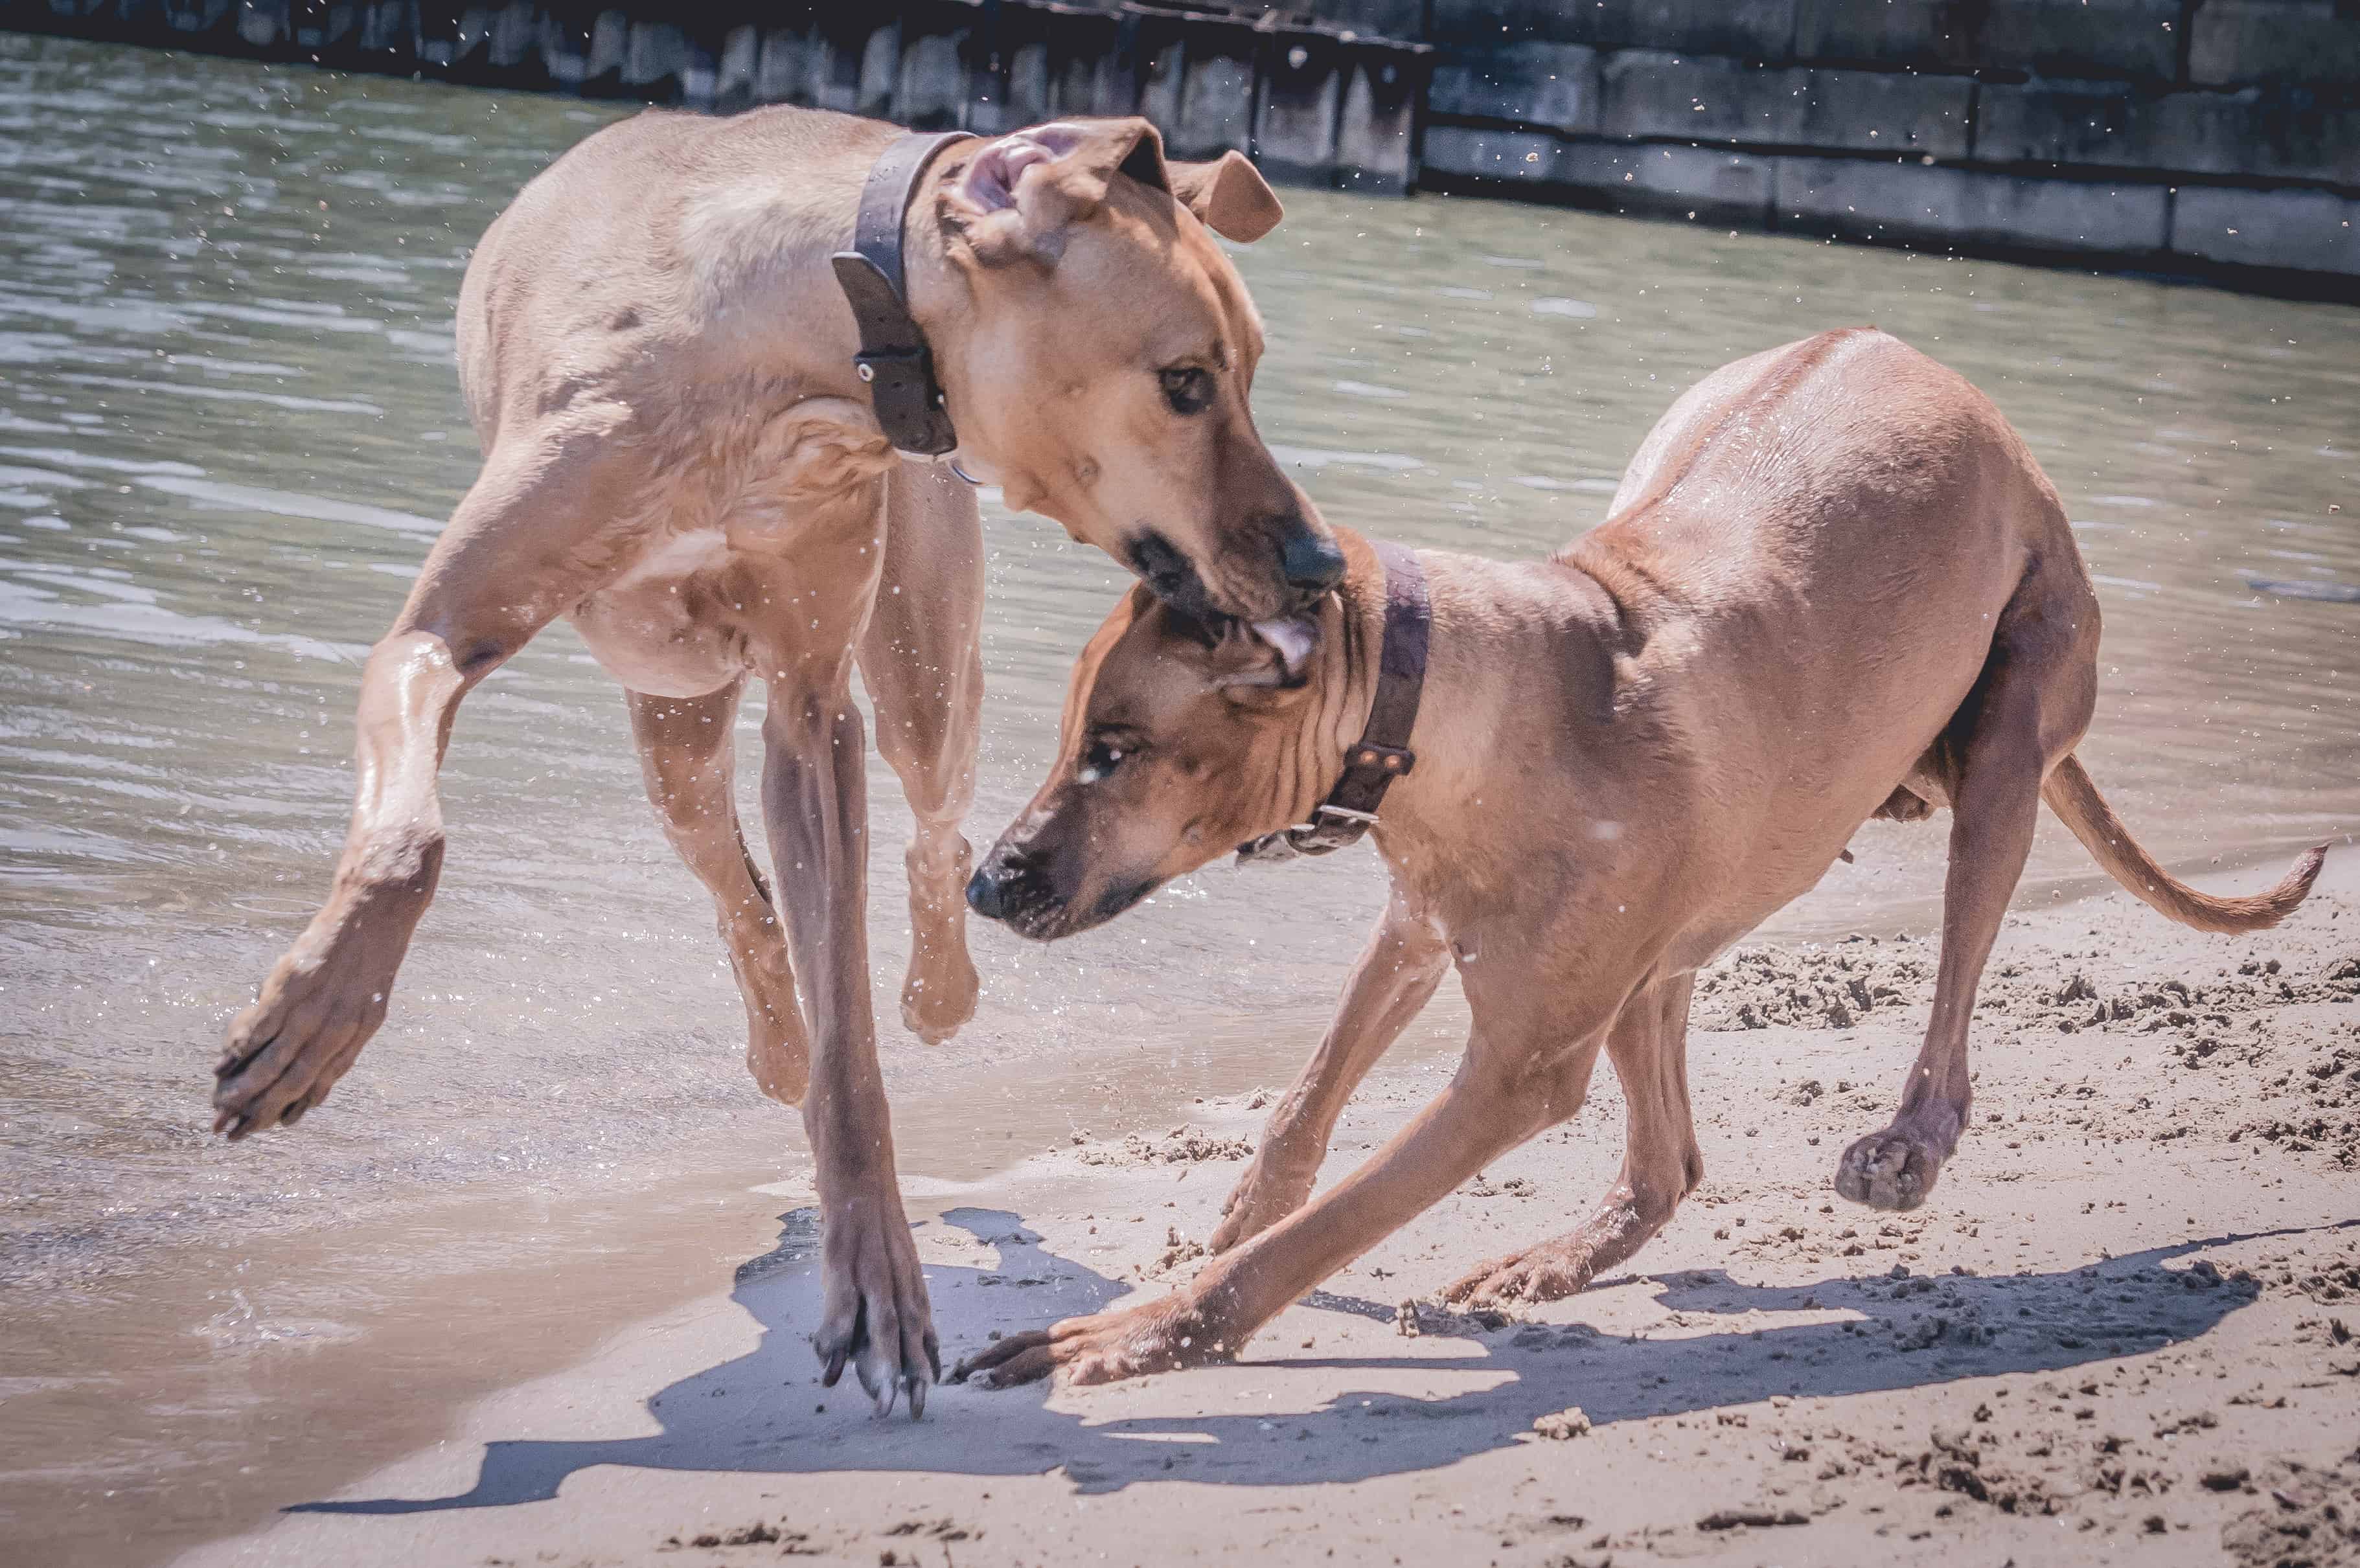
[2239,841,2330,933]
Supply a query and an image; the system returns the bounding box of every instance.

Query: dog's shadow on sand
[299,1207,2335,1513]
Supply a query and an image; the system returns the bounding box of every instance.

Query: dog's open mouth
[1167,606,1320,688]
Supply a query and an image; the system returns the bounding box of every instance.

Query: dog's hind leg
[628,679,810,1104]
[1837,561,2097,1211]
[858,462,983,1045]
[214,422,648,1139]
[1441,971,1702,1306]
[1209,887,1452,1254]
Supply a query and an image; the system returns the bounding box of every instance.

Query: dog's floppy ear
[943,118,1170,269]
[1208,616,1319,690]
[1168,152,1285,243]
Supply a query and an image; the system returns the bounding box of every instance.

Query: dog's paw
[1834,1128,1940,1210]
[1441,1238,1600,1308]
[811,1188,939,1419]
[951,1295,1230,1389]
[900,836,979,1046]
[899,944,978,1045]
[214,937,397,1139]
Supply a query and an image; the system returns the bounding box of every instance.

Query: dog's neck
[1294,538,1625,884]
[1282,530,1406,832]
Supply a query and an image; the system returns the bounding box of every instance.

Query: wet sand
[172,854,2360,1568]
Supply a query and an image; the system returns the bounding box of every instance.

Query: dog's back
[456,106,893,449]
[1556,328,2094,947]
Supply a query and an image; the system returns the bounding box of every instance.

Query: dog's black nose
[1279,528,1346,596]
[965,865,1005,921]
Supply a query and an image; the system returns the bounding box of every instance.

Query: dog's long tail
[2042,753,2327,934]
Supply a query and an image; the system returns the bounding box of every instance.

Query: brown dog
[208,108,1339,1415]
[954,328,2326,1388]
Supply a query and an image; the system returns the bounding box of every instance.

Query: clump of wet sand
[1074,1122,1252,1166]
[1696,937,1932,1030]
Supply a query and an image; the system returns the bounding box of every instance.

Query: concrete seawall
[1415,0,2359,292]
[6,0,2354,295]
[0,0,1435,188]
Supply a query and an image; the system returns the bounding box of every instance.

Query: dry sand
[179,854,2359,1568]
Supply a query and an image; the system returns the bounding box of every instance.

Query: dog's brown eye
[1159,366,1213,416]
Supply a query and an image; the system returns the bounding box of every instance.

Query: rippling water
[3,33,2355,1565]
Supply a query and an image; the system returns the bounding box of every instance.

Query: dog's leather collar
[1238,540,1430,863]
[831,130,975,458]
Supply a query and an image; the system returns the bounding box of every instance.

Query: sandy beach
[168,852,2360,1568]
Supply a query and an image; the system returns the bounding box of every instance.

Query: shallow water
[1,33,2354,1566]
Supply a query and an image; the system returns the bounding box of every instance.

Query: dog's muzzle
[967,843,1060,937]
[1130,518,1344,620]
[967,843,1154,940]
[1278,526,1346,602]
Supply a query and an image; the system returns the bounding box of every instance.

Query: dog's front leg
[1210,887,1450,1253]
[957,977,1618,1389]
[214,424,639,1138]
[761,663,936,1416]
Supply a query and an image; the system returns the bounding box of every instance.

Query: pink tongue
[1251,618,1317,676]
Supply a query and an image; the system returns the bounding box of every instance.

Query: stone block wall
[1,0,1433,191]
[1418,0,2360,288]
[8,0,2355,290]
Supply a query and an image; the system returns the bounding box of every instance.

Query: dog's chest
[568,515,880,698]
[564,395,895,698]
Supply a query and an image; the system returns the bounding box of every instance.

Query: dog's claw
[954,1330,1059,1389]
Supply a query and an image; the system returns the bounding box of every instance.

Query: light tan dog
[208,108,1340,1414]
[954,328,2326,1387]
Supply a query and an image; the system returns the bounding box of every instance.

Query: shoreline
[102,851,2360,1567]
